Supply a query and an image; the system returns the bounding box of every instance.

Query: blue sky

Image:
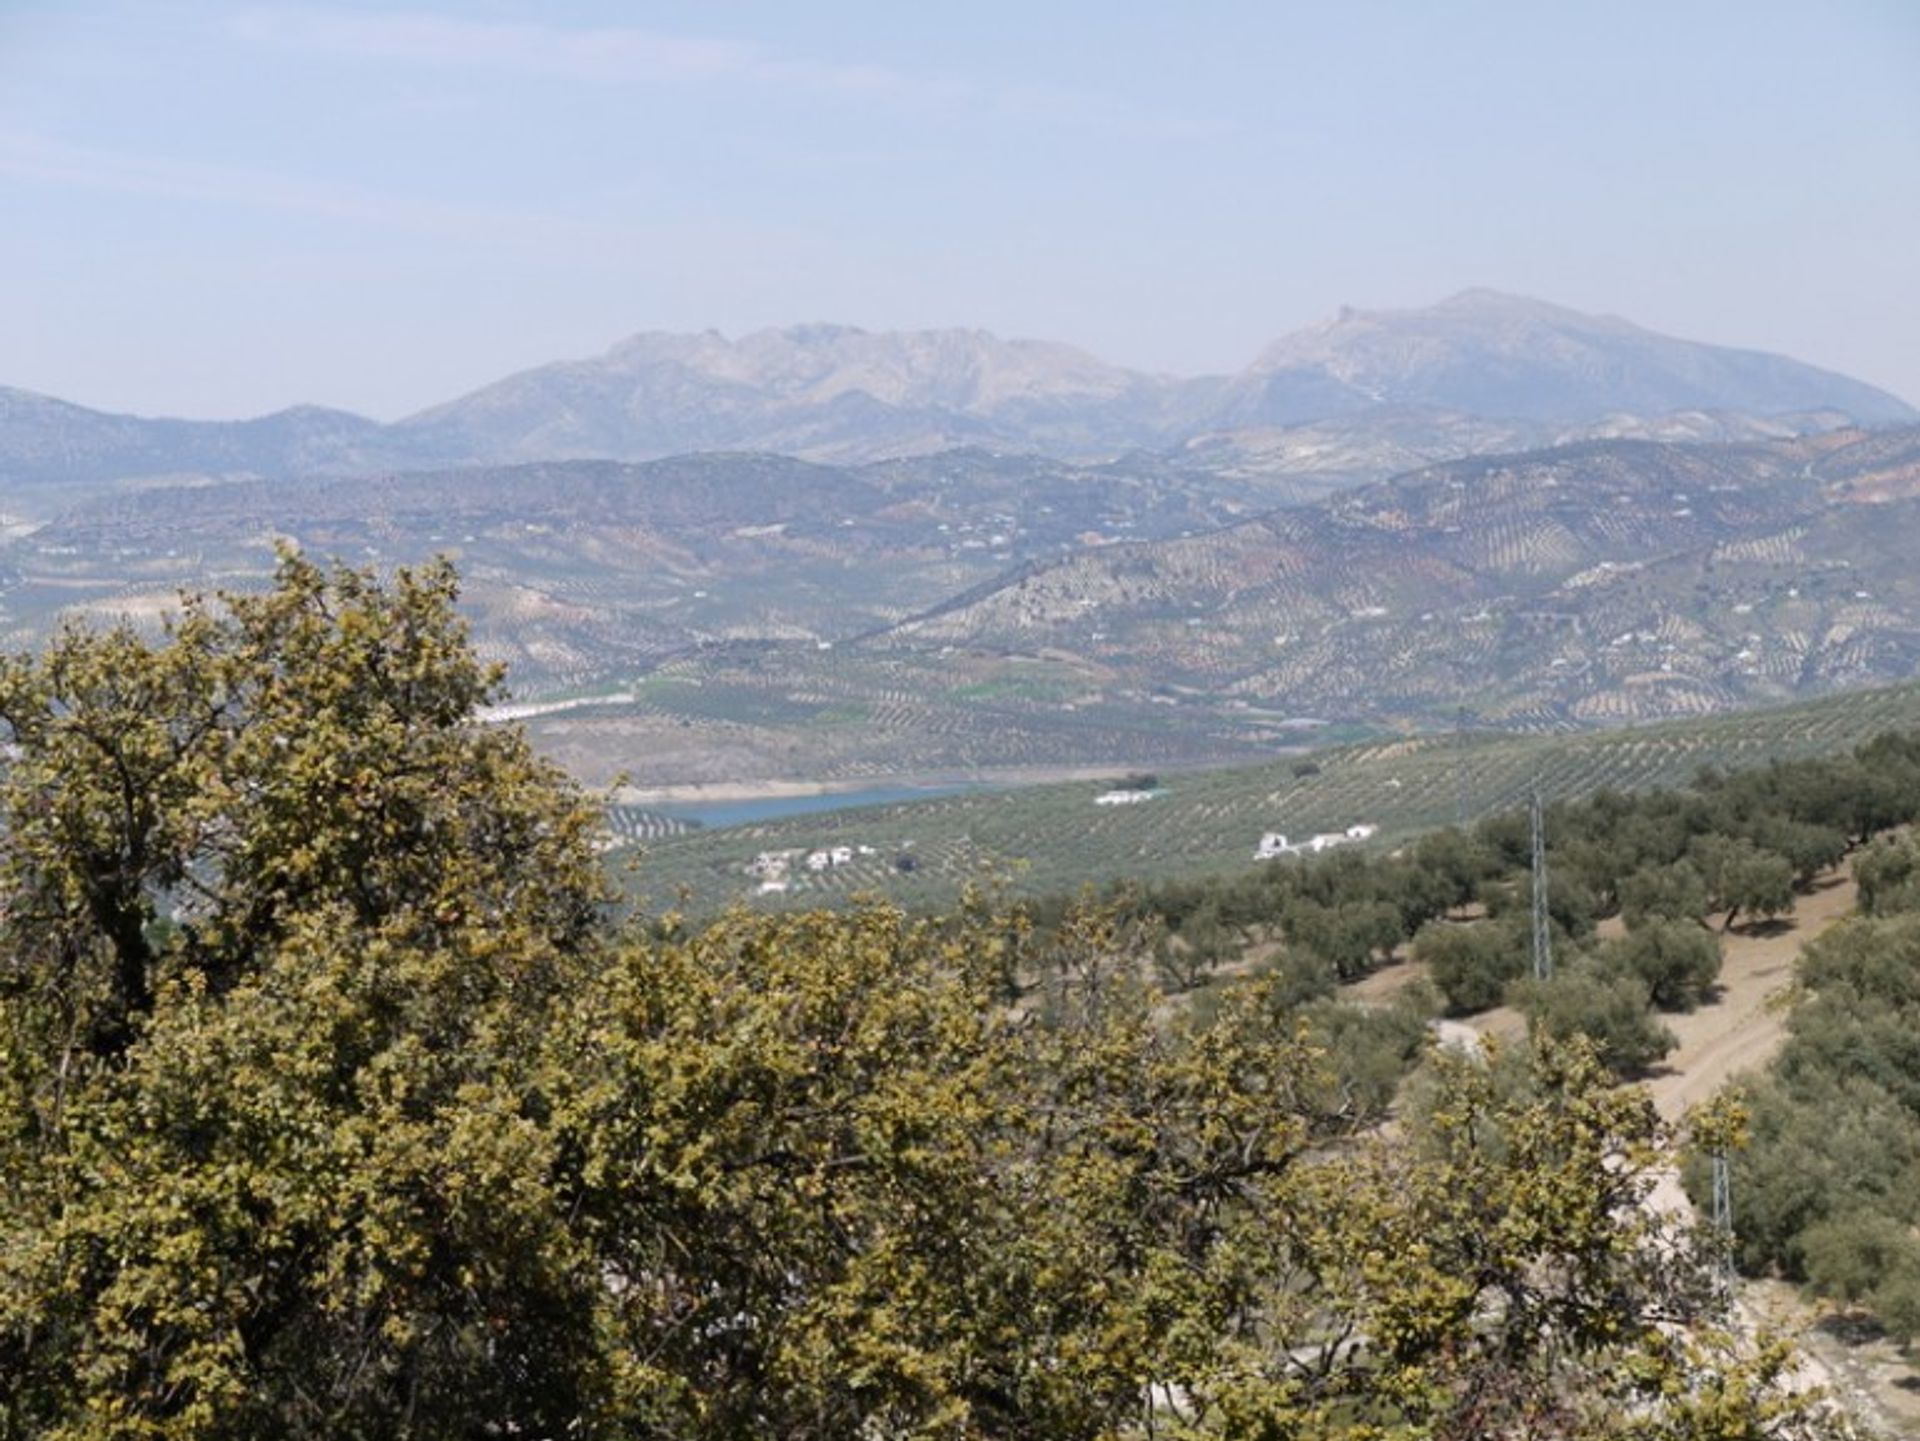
[3,1,1916,419]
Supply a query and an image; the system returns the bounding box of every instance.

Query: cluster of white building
[747,844,878,894]
[1093,788,1158,807]
[1253,823,1378,861]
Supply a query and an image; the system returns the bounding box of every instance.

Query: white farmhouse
[1254,832,1295,860]
[1255,822,1379,861]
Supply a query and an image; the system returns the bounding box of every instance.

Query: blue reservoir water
[656,782,985,829]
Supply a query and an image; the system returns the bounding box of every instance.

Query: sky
[2,1,1916,420]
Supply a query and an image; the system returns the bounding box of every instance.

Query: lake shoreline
[610,762,1158,810]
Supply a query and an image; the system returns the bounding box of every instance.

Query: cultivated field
[621,679,1920,913]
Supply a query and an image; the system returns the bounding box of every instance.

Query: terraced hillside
[9,425,1920,788]
[623,678,1920,914]
[889,426,1920,728]
[4,449,1272,689]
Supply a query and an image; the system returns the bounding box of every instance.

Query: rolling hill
[881,426,1920,730]
[10,447,1273,689]
[13,425,1920,789]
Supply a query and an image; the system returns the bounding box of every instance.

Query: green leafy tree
[0,555,1861,1441]
[1598,919,1723,1012]
[1800,1212,1920,1319]
[1413,915,1527,1015]
[1512,962,1677,1077]
[0,554,615,1439]
[1619,858,1711,929]
[1852,832,1920,917]
[1692,836,1796,931]
[1282,897,1403,981]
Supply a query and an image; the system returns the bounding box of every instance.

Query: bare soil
[1641,872,1856,1124]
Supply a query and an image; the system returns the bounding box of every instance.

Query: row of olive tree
[0,555,1859,1439]
[1031,730,1920,1077]
[1695,834,1920,1349]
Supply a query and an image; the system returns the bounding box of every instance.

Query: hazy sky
[3,1,1916,419]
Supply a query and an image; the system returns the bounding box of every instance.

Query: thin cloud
[230,8,962,103]
[227,7,1224,140]
[0,128,630,248]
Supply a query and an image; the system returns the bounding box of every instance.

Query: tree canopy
[0,556,1861,1439]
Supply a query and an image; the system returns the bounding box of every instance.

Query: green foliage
[1154,897,1230,992]
[1295,985,1436,1124]
[1702,1072,1920,1281]
[1800,1212,1920,1318]
[1697,884,1920,1349]
[1282,896,1403,980]
[1619,858,1710,929]
[1513,962,1677,1077]
[1691,836,1796,930]
[1483,865,1600,942]
[1853,832,1920,917]
[1597,919,1723,1012]
[0,552,613,1439]
[1413,915,1527,1015]
[0,557,1862,1440]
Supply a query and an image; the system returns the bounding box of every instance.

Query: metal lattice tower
[1530,781,1553,982]
[1710,1150,1734,1278]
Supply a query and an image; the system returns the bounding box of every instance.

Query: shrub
[1413,916,1527,1015]
[1618,859,1709,929]
[1854,833,1920,918]
[1598,920,1722,1011]
[1512,962,1676,1077]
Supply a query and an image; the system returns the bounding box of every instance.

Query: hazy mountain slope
[1221,290,1916,427]
[3,295,1909,494]
[897,438,1813,645]
[0,386,435,495]
[883,428,1920,726]
[13,448,1263,688]
[393,324,1213,464]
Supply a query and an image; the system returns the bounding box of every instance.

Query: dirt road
[1365,871,1861,1112]
[1643,871,1856,1122]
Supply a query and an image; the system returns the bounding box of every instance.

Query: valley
[619,676,1920,913]
[3,422,1917,792]
[4,292,1919,812]
[14,9,1920,1432]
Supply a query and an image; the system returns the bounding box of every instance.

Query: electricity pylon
[1530,780,1552,982]
[1710,1150,1734,1283]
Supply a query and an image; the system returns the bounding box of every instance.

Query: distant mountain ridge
[1,292,1911,494]
[1227,290,1914,426]
[395,323,1211,463]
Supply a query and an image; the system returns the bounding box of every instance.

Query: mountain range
[2,291,1911,500]
[12,416,1920,785]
